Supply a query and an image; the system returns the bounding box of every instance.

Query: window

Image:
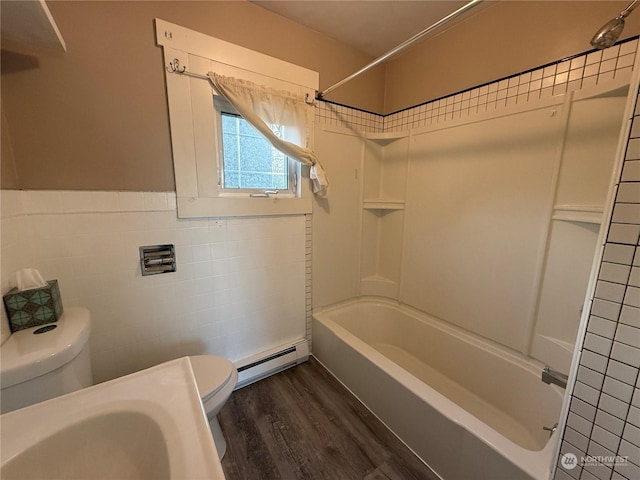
[156,19,319,218]
[214,97,295,195]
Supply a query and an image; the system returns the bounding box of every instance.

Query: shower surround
[312,39,640,479]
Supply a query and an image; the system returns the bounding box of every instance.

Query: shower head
[591,0,640,50]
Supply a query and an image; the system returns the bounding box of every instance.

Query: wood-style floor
[218,356,439,480]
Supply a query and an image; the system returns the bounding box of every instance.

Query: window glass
[220,112,290,191]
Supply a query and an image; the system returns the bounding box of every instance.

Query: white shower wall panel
[401,102,565,352]
[311,125,363,309]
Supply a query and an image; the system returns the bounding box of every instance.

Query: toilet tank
[0,307,92,413]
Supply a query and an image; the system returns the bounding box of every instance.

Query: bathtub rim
[313,297,563,480]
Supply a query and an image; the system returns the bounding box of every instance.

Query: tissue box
[3,280,63,332]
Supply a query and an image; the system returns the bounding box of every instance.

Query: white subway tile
[603,377,634,403]
[617,182,640,204]
[557,60,571,73]
[591,298,622,321]
[622,422,640,447]
[598,69,616,84]
[143,192,169,211]
[603,244,636,265]
[568,410,595,436]
[628,405,640,429]
[564,427,589,452]
[611,341,640,366]
[595,281,626,303]
[620,305,640,328]
[621,39,639,56]
[574,381,601,405]
[622,160,640,179]
[589,428,618,456]
[581,350,609,374]
[618,440,640,468]
[588,316,617,338]
[595,409,625,437]
[578,366,604,390]
[624,286,640,308]
[615,323,640,348]
[584,333,613,356]
[599,392,629,419]
[599,262,631,284]
[614,202,640,225]
[118,192,144,211]
[91,192,119,212]
[614,457,640,480]
[60,191,94,213]
[608,223,640,245]
[606,359,639,386]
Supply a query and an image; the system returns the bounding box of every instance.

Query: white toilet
[189,355,238,459]
[0,307,93,414]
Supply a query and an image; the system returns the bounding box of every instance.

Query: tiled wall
[315,101,383,133]
[0,190,310,383]
[315,39,638,134]
[554,88,640,480]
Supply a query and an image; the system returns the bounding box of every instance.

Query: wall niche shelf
[360,131,409,300]
[1,0,66,51]
[363,199,405,211]
[552,205,603,224]
[364,131,409,146]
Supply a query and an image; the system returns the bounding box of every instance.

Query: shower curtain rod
[316,0,484,100]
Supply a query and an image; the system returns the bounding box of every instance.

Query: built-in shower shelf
[552,205,603,224]
[364,131,409,146]
[363,199,405,211]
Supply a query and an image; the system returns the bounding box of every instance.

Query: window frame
[156,19,318,218]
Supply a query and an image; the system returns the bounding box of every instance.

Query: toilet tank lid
[1,307,91,388]
[189,355,236,400]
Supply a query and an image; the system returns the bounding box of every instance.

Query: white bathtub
[312,298,564,480]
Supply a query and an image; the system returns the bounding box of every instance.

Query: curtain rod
[316,0,484,100]
[165,59,317,105]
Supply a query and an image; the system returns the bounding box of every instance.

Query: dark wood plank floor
[218,356,438,480]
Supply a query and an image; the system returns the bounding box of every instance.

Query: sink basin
[1,357,225,480]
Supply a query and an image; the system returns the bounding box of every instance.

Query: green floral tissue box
[3,280,63,332]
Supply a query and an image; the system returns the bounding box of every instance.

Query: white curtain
[207,73,329,197]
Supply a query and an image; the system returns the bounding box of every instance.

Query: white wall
[401,102,564,353]
[0,190,309,383]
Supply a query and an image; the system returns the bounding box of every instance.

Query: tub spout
[542,366,568,389]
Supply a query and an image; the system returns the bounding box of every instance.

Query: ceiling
[251,1,485,58]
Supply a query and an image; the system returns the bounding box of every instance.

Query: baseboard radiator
[234,339,309,389]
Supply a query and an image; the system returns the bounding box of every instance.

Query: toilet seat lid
[189,355,235,401]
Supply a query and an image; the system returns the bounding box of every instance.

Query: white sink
[0,357,225,480]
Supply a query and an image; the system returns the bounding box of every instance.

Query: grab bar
[541,366,568,389]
